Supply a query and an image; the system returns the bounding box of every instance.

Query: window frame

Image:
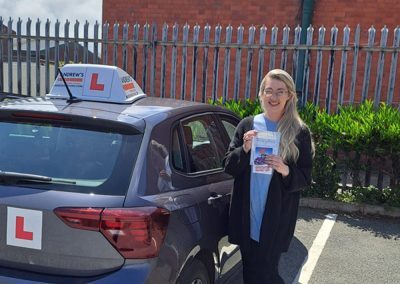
[175,114,225,174]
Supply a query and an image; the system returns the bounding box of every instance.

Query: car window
[0,121,141,195]
[173,115,226,174]
[221,119,237,141]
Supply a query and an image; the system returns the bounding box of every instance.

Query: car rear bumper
[0,262,154,284]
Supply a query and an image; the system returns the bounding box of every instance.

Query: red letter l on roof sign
[90,73,105,91]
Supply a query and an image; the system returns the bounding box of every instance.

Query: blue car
[0,64,241,283]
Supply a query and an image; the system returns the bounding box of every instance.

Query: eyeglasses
[262,89,288,97]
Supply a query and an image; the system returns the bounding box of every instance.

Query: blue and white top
[250,113,279,242]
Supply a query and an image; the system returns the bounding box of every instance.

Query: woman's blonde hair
[259,69,307,163]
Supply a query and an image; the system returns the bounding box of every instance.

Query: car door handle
[207,193,223,205]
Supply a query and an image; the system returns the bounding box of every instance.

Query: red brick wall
[102,0,400,106]
[103,0,302,29]
[313,0,399,33]
[310,0,400,107]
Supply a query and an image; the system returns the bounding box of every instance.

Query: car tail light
[54,207,103,231]
[12,112,71,121]
[54,207,170,259]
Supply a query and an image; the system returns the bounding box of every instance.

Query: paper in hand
[250,131,281,174]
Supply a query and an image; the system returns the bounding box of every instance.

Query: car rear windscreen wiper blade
[0,92,27,102]
[0,171,76,185]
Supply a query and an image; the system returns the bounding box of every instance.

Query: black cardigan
[223,116,313,256]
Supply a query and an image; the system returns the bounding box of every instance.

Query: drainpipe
[296,0,315,104]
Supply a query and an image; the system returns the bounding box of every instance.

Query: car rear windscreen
[0,121,142,195]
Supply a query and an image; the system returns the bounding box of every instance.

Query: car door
[142,111,237,282]
[175,112,244,283]
[175,113,239,279]
[213,112,243,282]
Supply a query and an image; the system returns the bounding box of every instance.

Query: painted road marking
[293,213,337,284]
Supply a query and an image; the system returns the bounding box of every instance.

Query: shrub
[213,99,400,207]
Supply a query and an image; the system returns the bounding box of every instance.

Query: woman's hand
[265,154,289,177]
[242,130,257,153]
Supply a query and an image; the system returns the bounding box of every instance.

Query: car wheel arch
[176,249,216,284]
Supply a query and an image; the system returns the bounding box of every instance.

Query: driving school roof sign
[48,64,146,103]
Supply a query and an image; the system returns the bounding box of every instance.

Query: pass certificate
[250,131,281,174]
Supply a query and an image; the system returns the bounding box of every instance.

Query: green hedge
[213,98,400,208]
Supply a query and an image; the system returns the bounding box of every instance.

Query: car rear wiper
[0,171,76,185]
[0,92,27,102]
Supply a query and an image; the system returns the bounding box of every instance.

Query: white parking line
[293,213,337,284]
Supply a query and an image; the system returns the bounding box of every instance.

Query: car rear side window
[173,115,226,174]
[0,121,141,195]
[221,119,237,141]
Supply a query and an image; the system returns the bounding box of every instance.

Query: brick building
[103,0,399,32]
[102,0,400,105]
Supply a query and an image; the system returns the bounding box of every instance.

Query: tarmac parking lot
[229,206,400,284]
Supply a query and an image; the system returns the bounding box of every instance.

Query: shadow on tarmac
[280,237,308,284]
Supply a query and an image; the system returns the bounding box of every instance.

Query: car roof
[0,63,238,127]
[0,96,234,126]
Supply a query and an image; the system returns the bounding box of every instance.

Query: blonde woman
[223,69,314,283]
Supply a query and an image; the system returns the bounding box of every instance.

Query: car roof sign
[47,64,146,104]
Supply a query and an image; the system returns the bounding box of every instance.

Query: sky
[0,0,102,36]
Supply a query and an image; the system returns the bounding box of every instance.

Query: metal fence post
[337,25,350,111]
[201,24,210,103]
[191,24,200,101]
[160,23,168,98]
[387,26,400,105]
[211,24,221,102]
[361,26,376,103]
[233,25,243,102]
[222,25,232,103]
[374,26,388,108]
